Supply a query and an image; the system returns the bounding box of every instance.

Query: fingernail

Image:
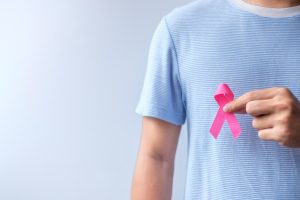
[223,104,230,112]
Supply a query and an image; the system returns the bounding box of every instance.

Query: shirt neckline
[227,0,300,18]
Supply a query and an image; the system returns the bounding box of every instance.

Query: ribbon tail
[210,108,225,139]
[226,113,241,139]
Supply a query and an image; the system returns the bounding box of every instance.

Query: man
[131,0,300,199]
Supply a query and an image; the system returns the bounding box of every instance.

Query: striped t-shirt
[135,0,300,199]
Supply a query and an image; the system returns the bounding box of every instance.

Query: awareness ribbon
[210,83,241,139]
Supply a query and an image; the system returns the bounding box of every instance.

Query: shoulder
[164,0,218,28]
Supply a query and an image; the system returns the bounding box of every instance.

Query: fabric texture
[135,0,300,199]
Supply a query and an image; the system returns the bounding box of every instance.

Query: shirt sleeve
[134,16,186,126]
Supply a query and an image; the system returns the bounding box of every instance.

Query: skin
[132,1,300,199]
[223,87,300,148]
[131,116,181,200]
[244,0,300,8]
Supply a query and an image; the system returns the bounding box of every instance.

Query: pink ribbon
[210,83,241,139]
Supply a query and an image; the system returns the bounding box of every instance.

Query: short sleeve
[134,16,186,126]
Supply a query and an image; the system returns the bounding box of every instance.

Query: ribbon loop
[210,83,241,139]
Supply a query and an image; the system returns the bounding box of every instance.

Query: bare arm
[131,116,182,200]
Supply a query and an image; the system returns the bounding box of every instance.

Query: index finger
[223,87,278,113]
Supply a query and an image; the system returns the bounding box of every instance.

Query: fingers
[252,114,274,130]
[254,113,285,143]
[258,128,278,141]
[246,99,275,116]
[223,88,278,113]
[223,96,247,113]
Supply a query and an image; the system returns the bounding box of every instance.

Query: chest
[177,26,300,103]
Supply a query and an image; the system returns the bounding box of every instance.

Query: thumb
[223,100,247,114]
[223,102,234,112]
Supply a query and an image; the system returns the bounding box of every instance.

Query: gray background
[0,0,192,199]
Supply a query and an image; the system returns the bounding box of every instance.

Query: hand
[223,87,300,148]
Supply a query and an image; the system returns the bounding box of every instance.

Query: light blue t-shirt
[135,0,300,199]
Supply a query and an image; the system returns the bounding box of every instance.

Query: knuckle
[277,87,286,94]
[277,87,292,96]
[278,125,290,138]
[278,112,293,126]
[270,102,277,112]
[275,101,293,112]
[277,115,288,125]
[286,102,294,112]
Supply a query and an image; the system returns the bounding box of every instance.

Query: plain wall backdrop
[0,0,193,199]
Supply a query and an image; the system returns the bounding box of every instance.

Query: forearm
[131,153,174,200]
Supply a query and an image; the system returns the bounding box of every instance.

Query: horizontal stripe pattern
[135,0,300,199]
